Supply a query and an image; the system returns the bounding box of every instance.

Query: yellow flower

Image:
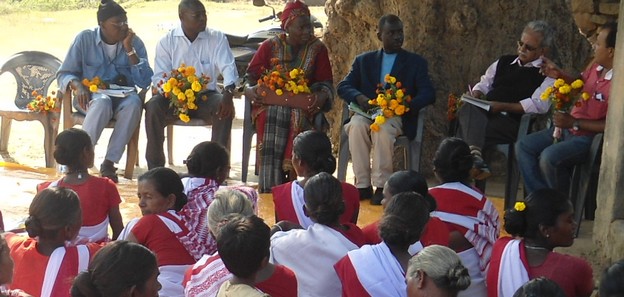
[185,89,195,98]
[571,79,584,89]
[187,75,197,83]
[379,99,388,108]
[191,81,202,92]
[389,76,396,84]
[582,92,590,101]
[384,74,391,83]
[289,69,299,79]
[374,115,385,125]
[514,201,526,212]
[394,105,406,116]
[554,78,565,88]
[276,89,283,96]
[540,86,553,101]
[163,82,172,93]
[185,66,196,76]
[179,113,190,123]
[89,84,98,92]
[168,78,178,87]
[558,85,571,94]
[396,89,404,99]
[368,99,376,105]
[297,85,305,93]
[377,94,385,101]
[188,102,197,110]
[370,123,380,132]
[172,87,181,96]
[177,92,186,101]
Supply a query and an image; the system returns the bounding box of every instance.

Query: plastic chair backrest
[0,51,62,109]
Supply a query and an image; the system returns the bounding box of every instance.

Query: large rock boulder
[324,0,593,175]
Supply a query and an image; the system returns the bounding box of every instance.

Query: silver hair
[207,189,254,237]
[406,245,471,293]
[524,20,556,50]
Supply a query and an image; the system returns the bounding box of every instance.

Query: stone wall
[323,0,593,175]
[571,0,620,41]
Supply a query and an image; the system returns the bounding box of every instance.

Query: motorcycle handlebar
[258,15,274,23]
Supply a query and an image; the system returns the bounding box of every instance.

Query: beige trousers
[344,114,403,188]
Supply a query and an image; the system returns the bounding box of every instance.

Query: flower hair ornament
[514,201,526,212]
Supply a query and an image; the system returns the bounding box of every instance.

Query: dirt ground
[0,1,605,293]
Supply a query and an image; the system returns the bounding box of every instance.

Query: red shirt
[272,181,360,225]
[5,233,101,296]
[38,176,121,226]
[570,63,611,136]
[132,214,195,266]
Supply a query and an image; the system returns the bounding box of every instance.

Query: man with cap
[145,0,238,170]
[57,0,153,183]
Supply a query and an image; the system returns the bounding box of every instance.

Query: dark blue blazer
[337,49,435,140]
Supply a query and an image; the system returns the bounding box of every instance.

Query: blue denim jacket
[57,27,153,91]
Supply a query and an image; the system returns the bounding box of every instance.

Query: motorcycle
[224,0,323,92]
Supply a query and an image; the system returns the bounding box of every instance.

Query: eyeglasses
[110,20,129,27]
[517,40,540,52]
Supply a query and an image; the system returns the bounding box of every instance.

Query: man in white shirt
[145,0,238,169]
[458,20,555,179]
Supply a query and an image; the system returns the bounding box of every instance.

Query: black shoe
[371,188,384,205]
[100,160,119,183]
[358,186,373,200]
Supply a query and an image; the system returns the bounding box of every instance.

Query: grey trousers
[144,91,232,169]
[76,93,143,163]
[457,103,519,149]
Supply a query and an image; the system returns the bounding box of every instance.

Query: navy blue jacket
[337,49,435,140]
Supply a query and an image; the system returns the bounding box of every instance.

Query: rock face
[324,0,595,175]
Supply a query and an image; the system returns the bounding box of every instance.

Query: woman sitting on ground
[121,167,195,297]
[361,170,448,252]
[183,189,296,297]
[38,128,123,242]
[5,187,101,297]
[487,188,593,297]
[177,141,258,260]
[428,137,500,297]
[244,0,334,192]
[271,172,365,296]
[335,192,431,297]
[71,241,161,297]
[406,245,471,297]
[273,130,359,228]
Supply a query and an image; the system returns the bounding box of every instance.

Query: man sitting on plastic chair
[457,20,555,181]
[516,22,616,195]
[57,0,154,183]
[337,14,435,205]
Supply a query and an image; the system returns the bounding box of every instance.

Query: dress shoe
[100,160,119,183]
[371,188,384,205]
[358,186,373,200]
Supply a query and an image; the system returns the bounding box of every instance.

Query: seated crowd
[0,0,619,296]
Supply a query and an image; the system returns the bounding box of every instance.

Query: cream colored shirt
[216,281,270,297]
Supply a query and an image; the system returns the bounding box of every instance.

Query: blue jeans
[515,126,593,194]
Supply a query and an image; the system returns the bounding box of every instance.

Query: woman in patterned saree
[244,0,334,192]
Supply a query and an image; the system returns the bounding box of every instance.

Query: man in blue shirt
[57,0,153,183]
[338,14,435,204]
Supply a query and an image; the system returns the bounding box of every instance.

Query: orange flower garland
[27,90,60,113]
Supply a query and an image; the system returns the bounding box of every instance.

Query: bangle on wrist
[272,224,283,232]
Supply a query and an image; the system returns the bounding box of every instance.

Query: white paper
[96,84,136,98]
[461,94,491,111]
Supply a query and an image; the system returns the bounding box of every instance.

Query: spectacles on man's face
[517,40,540,52]
[110,20,129,27]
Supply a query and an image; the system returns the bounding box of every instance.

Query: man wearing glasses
[57,0,154,183]
[145,0,238,169]
[457,20,556,180]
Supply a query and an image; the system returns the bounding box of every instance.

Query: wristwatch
[223,84,236,95]
[126,48,137,57]
[572,119,581,131]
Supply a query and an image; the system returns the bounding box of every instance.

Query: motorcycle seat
[226,34,250,47]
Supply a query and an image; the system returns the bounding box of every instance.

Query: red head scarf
[280,0,311,30]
